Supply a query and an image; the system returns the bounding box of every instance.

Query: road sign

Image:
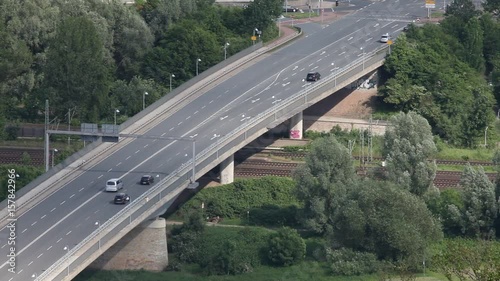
[251,35,257,41]
[387,40,393,45]
[425,0,435,8]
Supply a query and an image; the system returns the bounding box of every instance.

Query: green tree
[461,18,485,73]
[459,164,498,238]
[267,227,305,266]
[462,87,494,147]
[41,16,112,122]
[331,180,442,264]
[383,112,437,196]
[242,0,281,34]
[293,136,356,235]
[483,0,500,14]
[446,0,479,22]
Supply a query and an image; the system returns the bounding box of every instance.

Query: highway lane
[0,1,430,279]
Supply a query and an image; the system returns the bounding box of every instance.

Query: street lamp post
[63,246,70,276]
[360,47,365,70]
[253,28,261,45]
[114,109,120,126]
[196,58,201,76]
[95,221,101,250]
[143,92,148,110]
[224,42,230,60]
[170,74,175,92]
[51,148,58,168]
[485,126,489,147]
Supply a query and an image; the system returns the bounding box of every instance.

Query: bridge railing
[37,44,389,281]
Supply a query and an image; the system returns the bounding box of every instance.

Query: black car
[114,193,130,204]
[140,175,154,185]
[306,72,321,82]
[283,6,297,12]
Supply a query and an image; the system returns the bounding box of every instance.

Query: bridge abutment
[89,217,168,271]
[289,111,303,139]
[220,154,235,184]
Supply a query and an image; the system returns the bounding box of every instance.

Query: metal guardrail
[37,44,389,280]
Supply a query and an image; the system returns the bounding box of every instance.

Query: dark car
[306,72,321,82]
[283,5,297,12]
[114,193,130,204]
[140,175,154,185]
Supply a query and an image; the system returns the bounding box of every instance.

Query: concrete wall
[89,218,168,271]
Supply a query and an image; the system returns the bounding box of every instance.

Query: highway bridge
[0,0,429,280]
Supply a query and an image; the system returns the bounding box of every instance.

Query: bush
[178,177,300,220]
[326,247,380,276]
[267,227,306,267]
[4,124,19,140]
[0,165,44,201]
[196,227,270,275]
[247,205,299,227]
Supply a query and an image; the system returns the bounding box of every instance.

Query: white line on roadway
[28,261,33,266]
[116,162,122,167]
[135,150,140,154]
[365,37,373,42]
[169,127,174,131]
[50,208,56,212]
[144,144,149,148]
[316,58,322,62]
[22,229,27,234]
[60,201,65,205]
[66,231,71,236]
[56,238,62,243]
[18,269,23,274]
[194,110,199,115]
[98,175,103,179]
[177,122,183,126]
[107,168,113,172]
[300,68,305,71]
[348,36,353,41]
[339,51,345,56]
[209,100,213,104]
[41,215,47,219]
[31,221,37,226]
[308,63,314,67]
[291,73,297,76]
[37,253,43,259]
[47,246,52,251]
[69,194,75,199]
[125,156,131,160]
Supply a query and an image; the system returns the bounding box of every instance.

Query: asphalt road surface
[0,0,429,280]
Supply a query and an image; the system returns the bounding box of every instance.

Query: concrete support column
[289,111,303,139]
[220,154,234,184]
[89,217,168,271]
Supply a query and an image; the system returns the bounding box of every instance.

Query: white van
[105,178,123,192]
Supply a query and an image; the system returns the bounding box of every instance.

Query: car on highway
[380,33,390,43]
[140,175,154,185]
[283,5,297,12]
[306,72,321,82]
[114,193,130,204]
[105,178,123,192]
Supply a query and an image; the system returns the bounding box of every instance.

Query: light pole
[114,109,120,126]
[196,58,201,76]
[51,148,58,168]
[143,92,148,110]
[63,246,69,276]
[360,47,365,70]
[485,126,489,147]
[271,95,281,120]
[95,221,101,250]
[170,74,175,92]
[253,28,261,45]
[224,42,230,60]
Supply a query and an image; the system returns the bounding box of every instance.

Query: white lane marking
[392,24,399,28]
[308,63,314,67]
[94,210,99,214]
[374,23,379,27]
[37,253,43,259]
[144,144,149,148]
[251,98,260,103]
[135,150,140,154]
[293,66,298,70]
[209,100,214,104]
[50,207,56,212]
[357,53,363,57]
[41,215,46,219]
[194,110,199,115]
[75,224,81,228]
[189,134,198,138]
[22,229,27,234]
[116,162,122,167]
[69,194,75,199]
[169,127,174,131]
[339,51,345,56]
[97,175,103,179]
[28,261,33,266]
[177,122,183,126]
[56,238,62,243]
[107,168,113,172]
[320,51,326,55]
[175,152,180,156]
[31,221,37,226]
[365,37,373,42]
[152,139,157,142]
[161,133,166,136]
[283,77,288,81]
[47,246,52,251]
[1,244,6,249]
[186,116,191,120]
[357,19,361,22]
[348,36,353,41]
[282,82,290,87]
[85,216,90,221]
[66,231,71,236]
[60,201,65,205]
[201,105,206,109]
[312,66,319,70]
[220,116,228,120]
[17,269,23,274]
[125,156,131,160]
[292,72,297,76]
[316,58,322,62]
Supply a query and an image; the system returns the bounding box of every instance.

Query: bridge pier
[220,154,235,184]
[89,217,168,271]
[289,111,303,139]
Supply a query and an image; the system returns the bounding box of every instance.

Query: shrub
[247,205,299,227]
[178,177,300,220]
[4,124,19,140]
[326,247,380,276]
[267,227,306,266]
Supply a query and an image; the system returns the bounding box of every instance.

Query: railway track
[249,149,496,167]
[235,160,498,188]
[0,147,45,166]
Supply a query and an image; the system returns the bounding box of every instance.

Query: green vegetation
[0,165,44,201]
